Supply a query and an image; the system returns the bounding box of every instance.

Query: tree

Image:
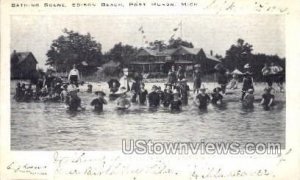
[105,42,138,66]
[167,37,194,49]
[46,29,103,73]
[148,40,167,51]
[224,38,253,70]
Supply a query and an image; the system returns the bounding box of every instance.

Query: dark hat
[95,91,106,96]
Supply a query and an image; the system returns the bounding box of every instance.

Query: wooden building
[11,50,38,79]
[129,46,220,74]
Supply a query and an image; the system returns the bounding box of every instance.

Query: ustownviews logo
[122,139,281,155]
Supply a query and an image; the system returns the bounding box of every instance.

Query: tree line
[45,29,285,81]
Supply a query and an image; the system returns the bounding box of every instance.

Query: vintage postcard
[1,0,299,179]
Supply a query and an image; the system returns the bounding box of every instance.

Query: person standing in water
[170,92,182,112]
[193,64,202,94]
[168,65,177,89]
[66,87,84,112]
[148,85,160,107]
[260,87,275,110]
[138,83,148,105]
[116,87,131,110]
[242,89,255,108]
[68,64,80,87]
[211,87,223,105]
[177,65,186,81]
[195,87,211,110]
[91,91,107,112]
[119,68,131,91]
[241,71,254,100]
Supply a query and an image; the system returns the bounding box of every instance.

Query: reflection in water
[11,84,286,150]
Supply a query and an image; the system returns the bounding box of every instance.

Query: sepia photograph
[10,15,286,151]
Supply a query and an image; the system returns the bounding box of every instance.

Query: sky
[11,15,285,69]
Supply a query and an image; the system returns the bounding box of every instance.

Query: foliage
[223,38,253,70]
[46,29,103,73]
[104,42,138,66]
[167,37,194,49]
[148,40,167,51]
[223,38,285,81]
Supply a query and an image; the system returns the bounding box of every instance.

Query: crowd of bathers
[13,62,284,112]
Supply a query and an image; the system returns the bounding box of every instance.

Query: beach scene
[10,15,285,150]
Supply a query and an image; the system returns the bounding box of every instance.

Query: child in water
[260,87,274,110]
[91,91,107,112]
[170,92,182,112]
[211,87,223,105]
[195,87,211,110]
[116,87,131,110]
[138,83,148,105]
[242,89,255,108]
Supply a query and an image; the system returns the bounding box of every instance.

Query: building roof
[134,46,221,63]
[206,54,221,62]
[11,51,38,65]
[174,46,201,55]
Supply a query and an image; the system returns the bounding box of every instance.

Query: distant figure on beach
[36,74,45,95]
[193,64,202,94]
[168,65,177,89]
[44,69,55,91]
[14,82,22,101]
[91,91,107,112]
[260,87,274,110]
[162,84,173,107]
[68,64,80,87]
[138,83,148,105]
[148,85,160,107]
[242,89,254,108]
[227,74,238,90]
[211,87,223,105]
[270,62,284,92]
[177,65,186,81]
[130,74,141,103]
[119,68,131,91]
[217,71,228,94]
[241,72,254,100]
[195,87,211,110]
[262,63,272,88]
[116,87,131,110]
[170,92,182,112]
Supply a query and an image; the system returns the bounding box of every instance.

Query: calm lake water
[11,81,285,151]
